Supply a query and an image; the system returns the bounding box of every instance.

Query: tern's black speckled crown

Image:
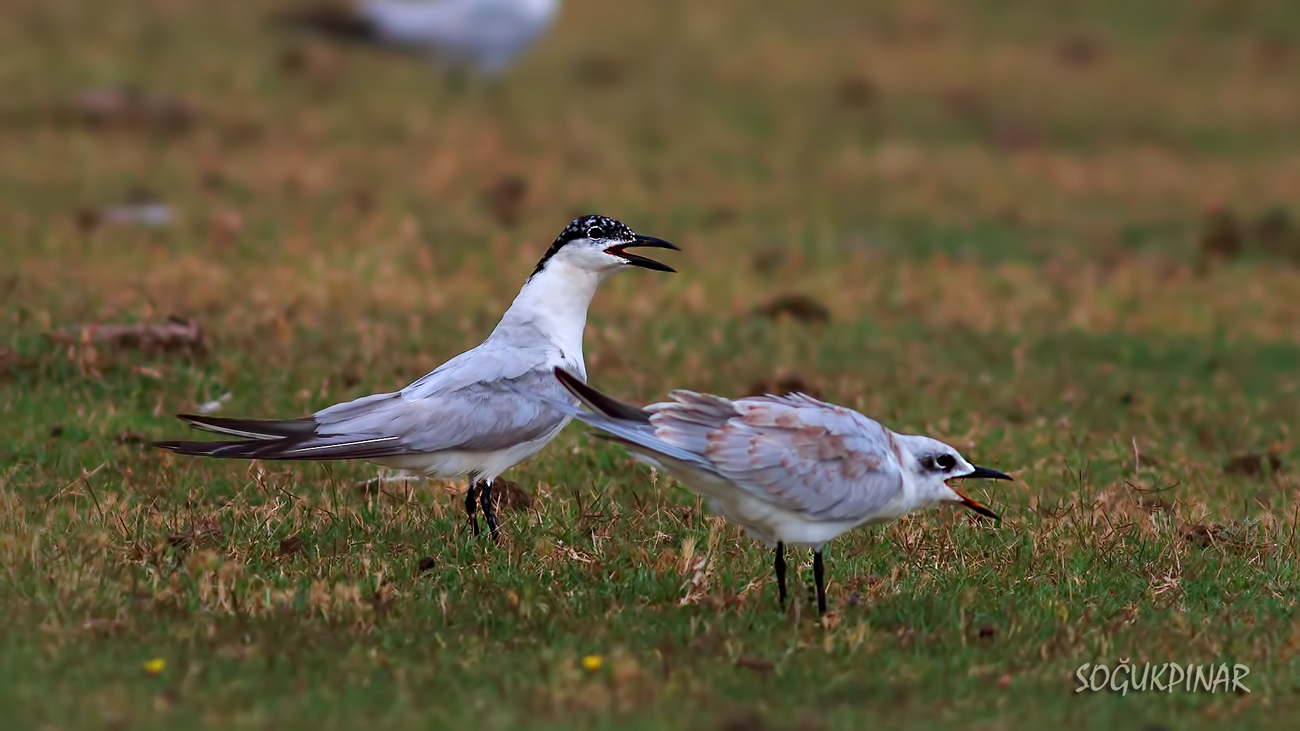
[530,215,635,277]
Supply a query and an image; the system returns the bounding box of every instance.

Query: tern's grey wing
[398,336,567,401]
[317,366,574,453]
[532,378,904,521]
[649,394,905,522]
[158,367,574,461]
[502,370,705,473]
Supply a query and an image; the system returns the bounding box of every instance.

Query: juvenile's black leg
[465,482,480,536]
[813,549,827,615]
[479,480,500,541]
[774,542,787,608]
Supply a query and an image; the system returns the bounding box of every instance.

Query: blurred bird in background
[278,0,561,77]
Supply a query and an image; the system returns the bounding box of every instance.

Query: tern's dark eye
[586,225,606,239]
[925,454,957,471]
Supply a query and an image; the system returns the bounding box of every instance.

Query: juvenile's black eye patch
[923,454,957,471]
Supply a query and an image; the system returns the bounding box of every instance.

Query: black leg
[774,542,787,608]
[813,549,827,615]
[465,481,480,537]
[479,480,499,541]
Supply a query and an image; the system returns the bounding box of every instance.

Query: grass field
[3,0,1300,727]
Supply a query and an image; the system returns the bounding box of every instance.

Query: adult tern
[156,216,678,541]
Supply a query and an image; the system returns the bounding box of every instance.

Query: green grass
[3,0,1300,728]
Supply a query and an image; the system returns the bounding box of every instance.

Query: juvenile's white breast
[648,448,916,549]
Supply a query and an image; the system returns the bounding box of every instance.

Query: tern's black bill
[605,234,680,272]
[964,465,1013,481]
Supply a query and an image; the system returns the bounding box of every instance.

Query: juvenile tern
[156,215,678,541]
[525,368,1011,614]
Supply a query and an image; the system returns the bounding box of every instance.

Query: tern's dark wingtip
[553,366,581,385]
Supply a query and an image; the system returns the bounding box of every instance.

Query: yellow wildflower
[142,658,166,675]
[581,654,603,672]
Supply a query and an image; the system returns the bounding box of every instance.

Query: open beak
[947,465,1011,520]
[604,234,680,273]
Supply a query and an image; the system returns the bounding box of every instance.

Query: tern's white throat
[490,257,605,358]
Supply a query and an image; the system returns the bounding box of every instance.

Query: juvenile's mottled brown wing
[647,393,905,521]
[530,370,905,522]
